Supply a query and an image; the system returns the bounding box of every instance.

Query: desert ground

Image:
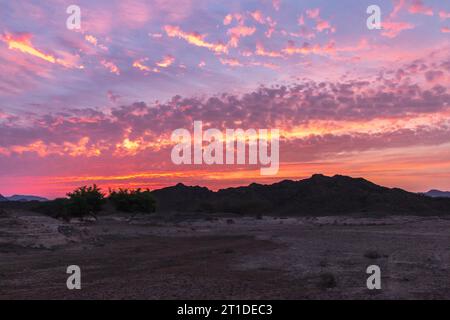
[1,209,450,299]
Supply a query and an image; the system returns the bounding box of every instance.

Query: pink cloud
[118,0,152,27]
[272,0,281,11]
[305,8,335,33]
[306,8,320,19]
[283,40,335,56]
[439,11,450,20]
[219,57,243,67]
[382,21,415,38]
[408,0,433,16]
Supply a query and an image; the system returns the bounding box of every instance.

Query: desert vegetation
[30,185,156,219]
[108,188,156,213]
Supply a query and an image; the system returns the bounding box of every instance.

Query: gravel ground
[1,210,450,299]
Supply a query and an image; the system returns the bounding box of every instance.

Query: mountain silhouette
[0,194,48,202]
[152,174,450,215]
[7,195,48,202]
[425,189,450,198]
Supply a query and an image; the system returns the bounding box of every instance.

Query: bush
[32,198,70,219]
[66,185,105,217]
[108,188,156,213]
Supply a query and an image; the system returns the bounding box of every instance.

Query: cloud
[382,21,415,38]
[408,0,433,16]
[117,0,152,27]
[101,60,120,75]
[1,47,449,196]
[255,42,283,58]
[248,11,277,38]
[390,0,406,18]
[164,25,228,54]
[84,34,108,51]
[283,40,335,56]
[0,32,81,68]
[305,8,335,33]
[132,58,159,73]
[156,55,175,68]
[272,0,281,11]
[2,50,448,156]
[107,90,121,103]
[439,11,450,20]
[424,70,445,82]
[250,11,266,24]
[223,14,233,25]
[219,57,243,67]
[227,25,256,48]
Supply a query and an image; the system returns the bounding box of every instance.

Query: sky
[0,0,449,198]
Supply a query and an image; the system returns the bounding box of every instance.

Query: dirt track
[1,212,450,299]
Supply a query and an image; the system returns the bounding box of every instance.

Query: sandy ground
[1,209,450,299]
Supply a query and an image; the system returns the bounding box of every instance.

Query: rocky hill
[152,174,450,215]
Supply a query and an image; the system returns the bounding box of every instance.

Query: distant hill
[0,195,48,202]
[424,190,450,198]
[152,174,450,215]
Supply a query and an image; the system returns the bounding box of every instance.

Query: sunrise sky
[0,0,449,198]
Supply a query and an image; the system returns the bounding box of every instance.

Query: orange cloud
[227,25,256,48]
[101,60,120,75]
[164,25,228,54]
[250,11,265,24]
[247,11,276,37]
[1,33,55,63]
[1,32,83,69]
[0,137,103,158]
[133,58,159,73]
[255,42,283,57]
[84,34,108,51]
[85,34,98,46]
[156,55,175,68]
[223,14,233,25]
[441,27,450,33]
[219,57,243,67]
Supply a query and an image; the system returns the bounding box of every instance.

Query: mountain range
[0,194,48,202]
[424,189,450,198]
[2,174,450,215]
[152,174,450,215]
